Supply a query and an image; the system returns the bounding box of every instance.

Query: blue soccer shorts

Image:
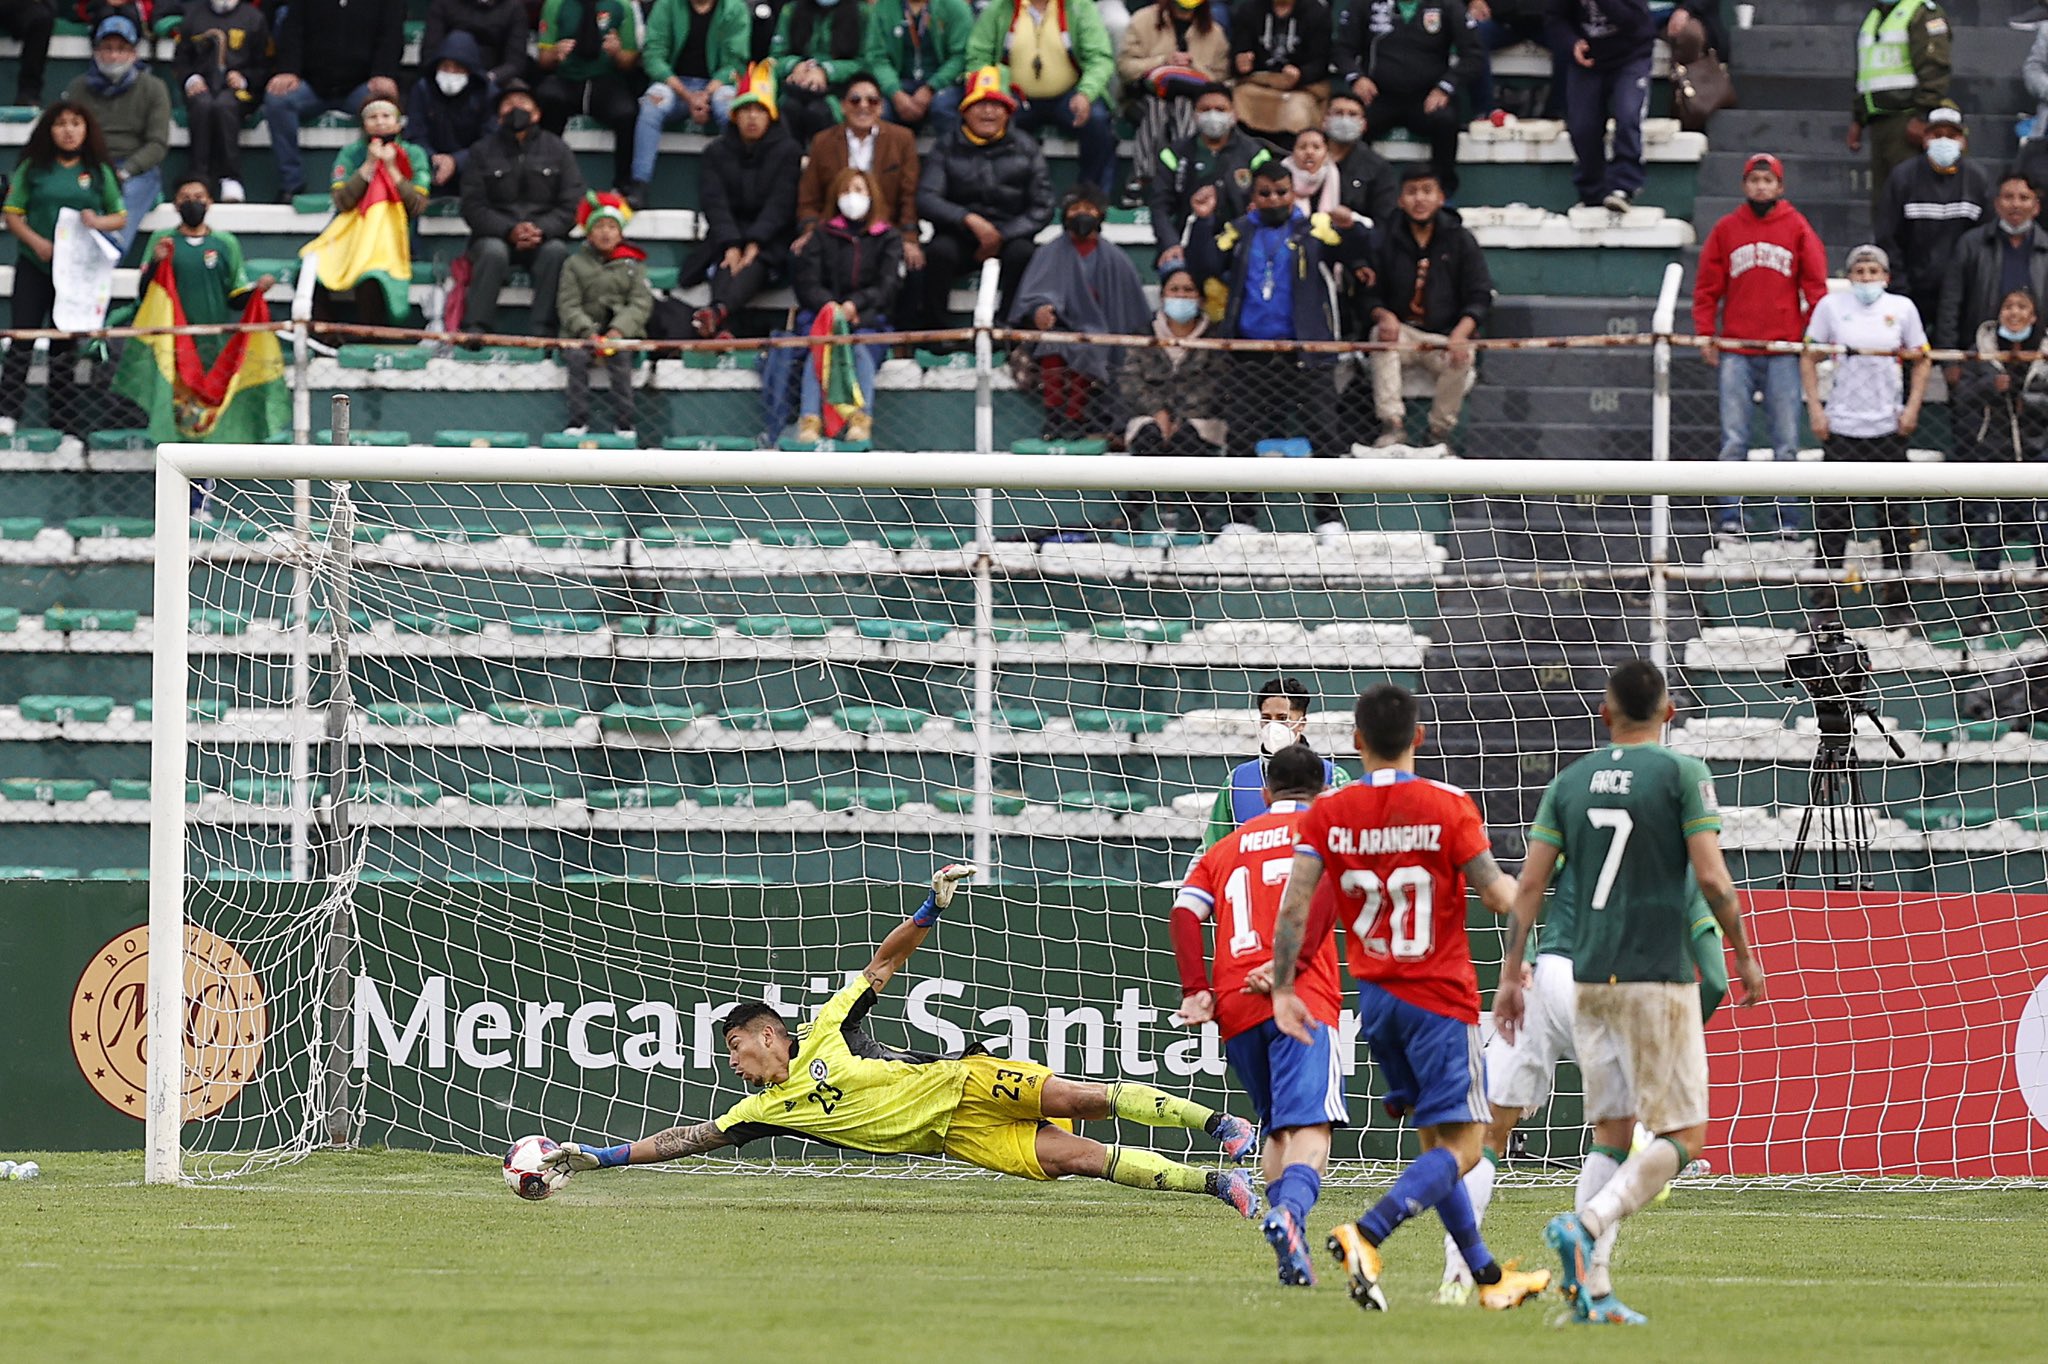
[1356,981,1487,1129]
[1223,1017,1349,1133]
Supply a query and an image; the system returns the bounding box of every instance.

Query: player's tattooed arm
[1462,850,1516,917]
[1268,851,1325,991]
[645,1120,732,1161]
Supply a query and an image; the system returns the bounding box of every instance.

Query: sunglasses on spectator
[844,93,882,106]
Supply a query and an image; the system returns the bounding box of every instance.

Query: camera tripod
[1782,700,1907,891]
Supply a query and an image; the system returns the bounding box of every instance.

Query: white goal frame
[145,445,2048,1184]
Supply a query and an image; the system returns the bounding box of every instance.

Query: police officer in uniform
[1847,0,1951,215]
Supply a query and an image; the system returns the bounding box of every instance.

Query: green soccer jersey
[1529,740,1721,986]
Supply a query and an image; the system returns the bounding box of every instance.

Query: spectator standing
[263,0,404,200]
[1874,105,1990,331]
[64,14,169,250]
[629,0,751,205]
[1937,174,2048,375]
[791,167,906,444]
[421,0,532,90]
[1227,0,1331,138]
[914,67,1055,329]
[876,0,974,139]
[558,192,652,439]
[1118,0,1231,204]
[0,102,126,439]
[1466,0,1566,120]
[1335,0,1478,197]
[1691,152,1829,538]
[1149,81,1272,279]
[535,0,643,191]
[795,74,921,270]
[0,0,53,107]
[1186,159,1372,531]
[461,79,587,336]
[1321,91,1399,225]
[1549,0,1654,213]
[1363,166,1493,445]
[1800,244,1930,600]
[1285,127,1341,213]
[769,0,899,144]
[1950,289,2048,577]
[171,0,271,205]
[407,34,501,199]
[685,63,802,336]
[1112,267,1228,531]
[1011,182,1154,439]
[1848,0,1950,216]
[965,0,1119,197]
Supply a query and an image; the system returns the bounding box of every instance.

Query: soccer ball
[504,1134,571,1201]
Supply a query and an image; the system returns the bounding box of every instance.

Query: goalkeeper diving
[545,864,1261,1214]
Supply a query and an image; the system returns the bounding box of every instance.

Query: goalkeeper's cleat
[1544,1213,1595,1320]
[1327,1221,1389,1312]
[1262,1206,1318,1287]
[1214,1113,1258,1163]
[1433,1277,1474,1307]
[930,862,979,908]
[1478,1261,1552,1312]
[1579,1292,1647,1326]
[1214,1168,1260,1219]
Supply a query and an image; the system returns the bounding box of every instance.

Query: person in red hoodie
[1692,152,1830,538]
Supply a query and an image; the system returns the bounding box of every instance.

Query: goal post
[146,446,2048,1186]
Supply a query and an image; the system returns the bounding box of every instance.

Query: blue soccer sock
[1358,1145,1460,1246]
[1435,1176,1498,1281]
[1267,1163,1323,1225]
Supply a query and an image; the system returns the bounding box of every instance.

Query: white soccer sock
[1575,1145,1625,1298]
[1442,1154,1496,1281]
[1581,1138,1683,1249]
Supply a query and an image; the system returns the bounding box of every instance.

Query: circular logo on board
[71,925,267,1121]
[2019,974,2048,1134]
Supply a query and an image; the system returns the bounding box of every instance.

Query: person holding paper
[1,101,126,441]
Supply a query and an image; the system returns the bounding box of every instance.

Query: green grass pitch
[2,1151,2042,1363]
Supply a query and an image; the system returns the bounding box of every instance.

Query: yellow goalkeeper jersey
[713,977,972,1156]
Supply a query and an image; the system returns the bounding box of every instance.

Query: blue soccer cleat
[1544,1212,1596,1320]
[1580,1292,1647,1326]
[1214,1168,1260,1219]
[1214,1114,1258,1164]
[1262,1206,1318,1287]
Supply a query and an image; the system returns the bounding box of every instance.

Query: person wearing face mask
[1950,288,2048,586]
[421,0,533,92]
[1010,181,1154,440]
[793,72,921,269]
[1691,153,1829,539]
[461,80,589,336]
[1110,267,1229,532]
[63,15,170,252]
[1936,173,2048,368]
[1847,0,1952,217]
[789,168,905,444]
[171,0,272,205]
[1799,245,1930,600]
[1117,0,1231,206]
[1321,91,1399,227]
[406,34,501,197]
[1186,160,1372,532]
[1874,105,1990,333]
[1149,82,1272,274]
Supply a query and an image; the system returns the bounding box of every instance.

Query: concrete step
[1464,384,1663,427]
[1706,109,2020,161]
[1694,193,1873,247]
[1747,0,2003,23]
[1698,149,1894,202]
[1482,347,1712,391]
[1486,294,1663,339]
[1459,419,1691,460]
[1727,24,2015,76]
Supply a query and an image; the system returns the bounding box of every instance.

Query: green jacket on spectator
[642,0,751,88]
[874,0,974,96]
[537,0,643,85]
[964,0,1115,103]
[558,238,653,338]
[769,2,900,92]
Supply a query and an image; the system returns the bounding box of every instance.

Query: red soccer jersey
[1172,801,1344,1041]
[1293,769,1491,1023]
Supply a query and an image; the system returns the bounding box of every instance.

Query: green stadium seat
[272,430,412,447]
[0,427,61,452]
[290,607,376,630]
[365,702,463,726]
[1059,789,1153,813]
[467,781,564,806]
[1092,619,1190,644]
[540,432,637,450]
[991,620,1069,642]
[718,707,810,732]
[293,192,337,213]
[695,785,791,807]
[661,436,756,451]
[453,347,549,366]
[337,345,430,371]
[855,618,951,642]
[206,869,293,881]
[639,524,740,545]
[485,703,584,728]
[0,517,46,540]
[0,609,19,633]
[915,348,997,370]
[0,779,98,802]
[0,866,82,878]
[881,529,970,551]
[952,707,1046,730]
[734,615,831,638]
[66,516,154,539]
[0,108,42,126]
[1012,438,1108,455]
[108,780,202,802]
[89,868,150,880]
[189,609,252,636]
[527,523,622,548]
[1071,708,1171,734]
[2016,807,2048,831]
[510,612,606,635]
[1922,720,2011,745]
[831,706,931,733]
[598,702,705,734]
[392,611,485,636]
[88,431,154,453]
[813,784,911,811]
[17,695,115,724]
[360,870,423,883]
[680,349,758,370]
[1897,805,2000,831]
[133,700,230,723]
[193,519,275,543]
[756,526,853,547]
[644,267,681,291]
[435,430,533,447]
[44,607,138,632]
[228,778,331,804]
[615,615,717,637]
[935,790,1029,816]
[243,257,298,286]
[412,519,501,543]
[347,781,444,806]
[585,784,686,809]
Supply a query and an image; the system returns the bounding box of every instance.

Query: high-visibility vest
[1857,0,1926,109]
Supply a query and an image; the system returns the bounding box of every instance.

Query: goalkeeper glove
[913,862,979,926]
[545,1141,629,1172]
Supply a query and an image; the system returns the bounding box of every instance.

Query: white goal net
[148,447,2048,1188]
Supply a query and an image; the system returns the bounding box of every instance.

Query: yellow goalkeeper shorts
[942,1055,1072,1181]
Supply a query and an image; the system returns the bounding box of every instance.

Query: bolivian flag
[300,155,414,321]
[808,301,864,439]
[115,267,289,442]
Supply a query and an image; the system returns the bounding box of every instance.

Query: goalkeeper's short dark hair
[1607,659,1669,724]
[1354,683,1420,761]
[1264,741,1326,798]
[721,1001,790,1040]
[1257,677,1311,715]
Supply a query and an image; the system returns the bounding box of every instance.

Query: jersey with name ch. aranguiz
[1294,768,1492,1023]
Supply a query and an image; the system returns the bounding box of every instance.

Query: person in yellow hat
[910,66,1054,331]
[686,61,803,336]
